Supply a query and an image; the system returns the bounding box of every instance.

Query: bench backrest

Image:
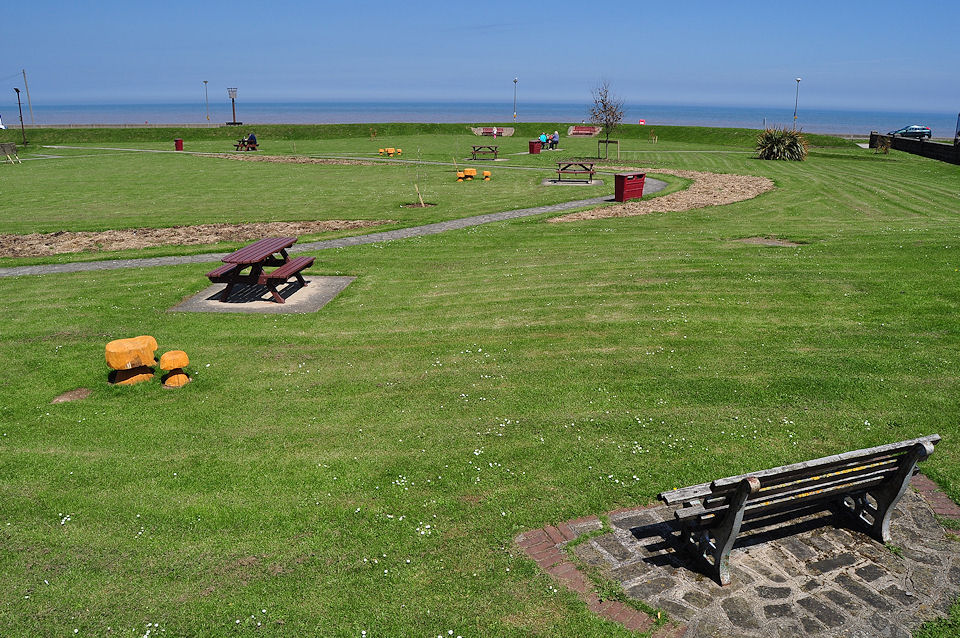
[660,435,940,524]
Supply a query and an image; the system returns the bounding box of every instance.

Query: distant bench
[471,127,514,137]
[658,435,940,585]
[567,125,602,137]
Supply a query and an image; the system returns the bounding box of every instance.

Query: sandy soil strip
[548,168,775,223]
[0,220,395,258]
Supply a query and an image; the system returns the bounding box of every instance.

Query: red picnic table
[206,236,314,303]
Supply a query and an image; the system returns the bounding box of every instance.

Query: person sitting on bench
[246,132,257,147]
[550,131,559,150]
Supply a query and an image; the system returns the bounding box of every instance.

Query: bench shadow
[206,280,308,304]
[625,504,844,576]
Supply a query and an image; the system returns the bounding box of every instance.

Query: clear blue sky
[4,0,958,112]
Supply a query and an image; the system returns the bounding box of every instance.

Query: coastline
[4,101,956,136]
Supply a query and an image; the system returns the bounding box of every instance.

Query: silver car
[888,125,932,139]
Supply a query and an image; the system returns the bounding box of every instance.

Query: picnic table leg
[265,282,285,304]
[220,281,236,302]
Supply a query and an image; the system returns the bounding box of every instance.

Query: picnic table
[234,138,259,151]
[471,144,499,160]
[556,161,596,182]
[206,236,314,304]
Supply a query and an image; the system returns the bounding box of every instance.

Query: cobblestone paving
[517,476,960,637]
[0,181,666,279]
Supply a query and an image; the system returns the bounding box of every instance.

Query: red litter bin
[174,138,184,151]
[614,172,645,202]
[528,140,541,154]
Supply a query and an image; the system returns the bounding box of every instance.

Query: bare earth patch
[51,388,92,404]
[548,168,775,222]
[213,153,377,166]
[734,236,802,247]
[0,219,395,258]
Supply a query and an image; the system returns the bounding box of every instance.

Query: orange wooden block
[105,335,158,370]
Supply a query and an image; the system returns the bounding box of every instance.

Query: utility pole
[14,88,26,145]
[22,69,34,125]
[793,78,801,130]
[203,80,210,121]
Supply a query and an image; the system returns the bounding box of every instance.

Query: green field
[1,124,958,636]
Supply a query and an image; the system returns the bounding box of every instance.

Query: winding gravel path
[0,187,665,278]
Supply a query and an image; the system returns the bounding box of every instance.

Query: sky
[3,0,958,114]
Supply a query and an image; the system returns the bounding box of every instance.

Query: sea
[5,101,959,137]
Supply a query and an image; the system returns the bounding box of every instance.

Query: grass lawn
[1,124,958,636]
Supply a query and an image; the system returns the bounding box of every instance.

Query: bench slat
[224,237,297,264]
[676,465,899,525]
[659,435,940,505]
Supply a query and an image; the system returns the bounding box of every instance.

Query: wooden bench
[471,145,499,160]
[258,256,314,303]
[234,139,258,151]
[567,125,602,137]
[658,435,940,586]
[556,161,596,182]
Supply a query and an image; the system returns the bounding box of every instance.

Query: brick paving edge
[515,504,676,637]
[516,473,958,637]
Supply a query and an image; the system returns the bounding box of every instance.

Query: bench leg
[681,477,759,586]
[839,440,936,542]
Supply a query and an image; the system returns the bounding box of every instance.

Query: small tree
[590,80,624,157]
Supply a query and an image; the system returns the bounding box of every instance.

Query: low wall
[869,132,960,165]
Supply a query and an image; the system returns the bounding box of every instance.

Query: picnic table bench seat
[658,434,940,585]
[206,263,242,283]
[257,255,314,303]
[234,139,258,151]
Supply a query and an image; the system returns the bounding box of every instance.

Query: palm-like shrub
[755,128,808,161]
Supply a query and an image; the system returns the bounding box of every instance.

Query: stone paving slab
[169,276,355,314]
[517,479,960,637]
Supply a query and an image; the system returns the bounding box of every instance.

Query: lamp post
[793,78,801,130]
[203,80,210,122]
[13,87,26,145]
[513,77,518,124]
[227,87,241,126]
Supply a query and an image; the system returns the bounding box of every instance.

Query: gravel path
[0,189,666,278]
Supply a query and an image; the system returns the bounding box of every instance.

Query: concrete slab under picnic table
[170,276,355,314]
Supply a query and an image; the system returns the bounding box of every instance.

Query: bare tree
[590,80,624,152]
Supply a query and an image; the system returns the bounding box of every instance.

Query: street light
[203,80,210,122]
[227,87,241,126]
[513,77,518,124]
[793,78,802,130]
[13,87,26,145]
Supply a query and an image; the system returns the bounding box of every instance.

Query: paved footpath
[0,181,665,279]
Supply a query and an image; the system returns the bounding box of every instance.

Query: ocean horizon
[3,100,958,137]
